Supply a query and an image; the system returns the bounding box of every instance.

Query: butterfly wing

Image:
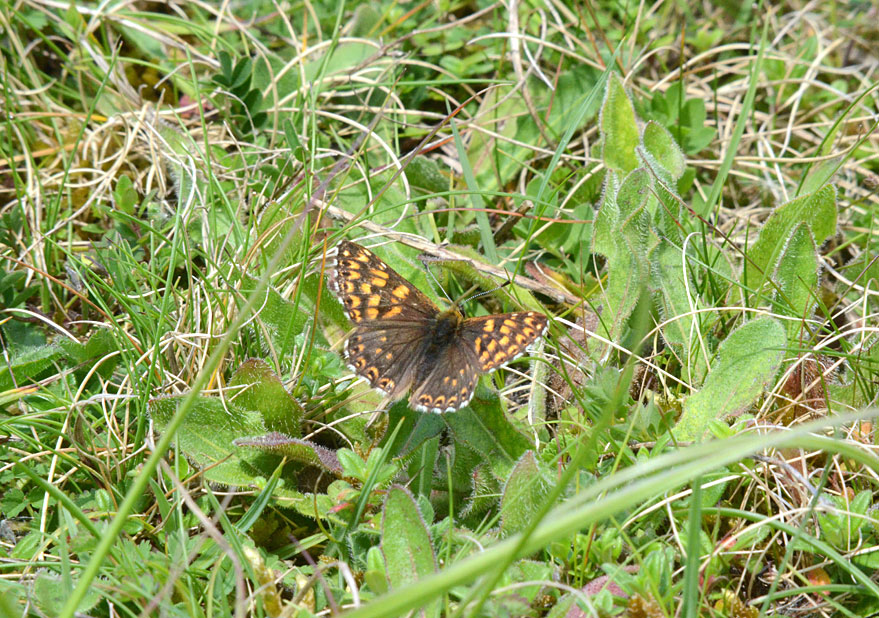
[344,323,428,398]
[460,311,548,372]
[410,311,548,413]
[327,240,439,324]
[328,240,439,399]
[410,337,481,413]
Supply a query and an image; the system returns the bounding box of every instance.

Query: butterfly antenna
[458,280,511,305]
[421,258,454,304]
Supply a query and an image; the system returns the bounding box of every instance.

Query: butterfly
[326,240,548,413]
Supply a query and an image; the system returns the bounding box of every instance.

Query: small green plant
[211,51,267,135]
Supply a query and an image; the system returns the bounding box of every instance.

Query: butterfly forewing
[328,240,439,324]
[461,311,548,373]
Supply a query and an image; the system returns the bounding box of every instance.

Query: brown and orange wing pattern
[327,240,438,324]
[410,336,482,413]
[410,310,547,413]
[327,240,549,414]
[460,311,548,373]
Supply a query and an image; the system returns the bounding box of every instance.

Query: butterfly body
[426,308,463,347]
[327,240,547,413]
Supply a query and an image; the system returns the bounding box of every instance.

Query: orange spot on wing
[383,306,402,318]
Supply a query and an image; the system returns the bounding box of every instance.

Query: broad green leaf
[676,317,786,440]
[771,223,819,342]
[270,485,338,523]
[383,401,446,460]
[33,572,101,615]
[591,168,653,343]
[600,73,639,173]
[56,329,120,383]
[656,242,707,384]
[240,278,317,360]
[500,560,555,604]
[743,185,836,295]
[854,548,879,569]
[233,432,341,475]
[229,358,302,436]
[545,594,578,618]
[364,546,389,594]
[406,156,448,194]
[444,393,531,477]
[591,170,621,256]
[462,455,502,519]
[337,448,368,480]
[150,395,267,486]
[334,168,417,230]
[500,451,553,537]
[151,393,338,521]
[112,174,138,215]
[0,579,25,615]
[641,121,686,183]
[680,470,730,509]
[798,155,843,196]
[336,447,397,487]
[0,343,63,390]
[381,486,439,618]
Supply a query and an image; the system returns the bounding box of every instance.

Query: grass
[2,1,879,617]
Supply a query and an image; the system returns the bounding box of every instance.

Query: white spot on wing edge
[411,384,476,414]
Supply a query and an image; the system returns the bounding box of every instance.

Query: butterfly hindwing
[410,337,481,413]
[344,323,428,398]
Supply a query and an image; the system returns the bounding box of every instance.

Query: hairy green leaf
[656,242,708,384]
[641,121,686,183]
[676,317,786,440]
[500,451,553,537]
[381,486,439,618]
[229,358,302,436]
[600,73,639,173]
[591,168,654,343]
[444,393,531,477]
[233,432,341,475]
[771,223,819,342]
[744,185,836,296]
[149,395,266,486]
